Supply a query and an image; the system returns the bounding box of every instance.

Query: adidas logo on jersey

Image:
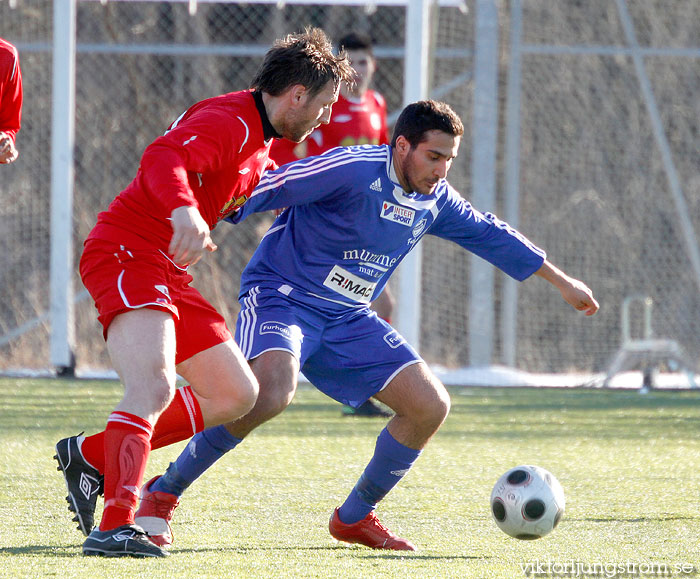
[369,178,382,192]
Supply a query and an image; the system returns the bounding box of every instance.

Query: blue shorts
[235,286,423,408]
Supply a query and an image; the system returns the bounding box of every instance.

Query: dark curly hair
[251,28,354,98]
[391,100,464,148]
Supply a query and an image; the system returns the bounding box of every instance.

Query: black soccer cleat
[54,434,104,536]
[82,524,169,557]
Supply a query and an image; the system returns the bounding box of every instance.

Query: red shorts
[79,239,232,364]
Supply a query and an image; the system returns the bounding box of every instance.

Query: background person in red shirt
[54,28,352,558]
[271,31,389,164]
[271,32,394,418]
[0,38,22,165]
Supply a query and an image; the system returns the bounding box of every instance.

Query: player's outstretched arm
[534,260,599,316]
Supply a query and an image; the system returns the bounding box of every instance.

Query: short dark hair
[391,100,464,148]
[251,28,354,98]
[338,31,374,54]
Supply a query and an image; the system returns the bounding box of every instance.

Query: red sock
[80,386,204,473]
[80,431,106,474]
[99,412,153,531]
[150,385,204,450]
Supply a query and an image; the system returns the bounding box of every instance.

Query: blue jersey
[228,145,546,313]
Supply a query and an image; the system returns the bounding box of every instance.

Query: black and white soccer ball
[490,465,565,540]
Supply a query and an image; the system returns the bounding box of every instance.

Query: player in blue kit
[134,100,599,551]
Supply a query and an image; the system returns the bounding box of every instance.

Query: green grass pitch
[1,377,699,578]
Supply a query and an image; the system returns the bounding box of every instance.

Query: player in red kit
[0,38,22,165]
[54,28,353,558]
[270,32,394,418]
[270,32,388,163]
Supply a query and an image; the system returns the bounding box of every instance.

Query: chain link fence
[509,0,700,375]
[0,0,698,381]
[0,0,472,371]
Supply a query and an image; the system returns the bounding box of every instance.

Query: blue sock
[337,427,422,524]
[152,425,243,497]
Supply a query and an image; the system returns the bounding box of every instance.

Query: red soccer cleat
[134,476,179,548]
[329,507,417,551]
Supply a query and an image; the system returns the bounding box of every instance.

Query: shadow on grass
[578,514,700,523]
[0,545,81,557]
[171,544,487,560]
[0,544,486,561]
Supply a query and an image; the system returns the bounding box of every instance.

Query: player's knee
[154,387,176,415]
[249,351,297,417]
[131,372,176,417]
[434,387,451,424]
[417,383,451,432]
[238,374,259,415]
[256,377,295,417]
[217,374,259,422]
[119,387,174,428]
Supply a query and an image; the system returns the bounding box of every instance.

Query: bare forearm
[535,260,600,316]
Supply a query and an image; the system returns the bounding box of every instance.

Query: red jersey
[0,38,22,144]
[270,89,388,166]
[89,90,276,250]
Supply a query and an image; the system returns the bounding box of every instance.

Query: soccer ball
[490,465,565,540]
